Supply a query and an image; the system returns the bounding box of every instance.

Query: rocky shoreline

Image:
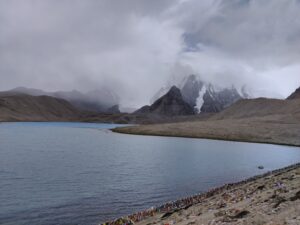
[100,163,300,225]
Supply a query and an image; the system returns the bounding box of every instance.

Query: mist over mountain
[151,74,249,113]
[0,0,299,108]
[0,94,80,122]
[8,87,119,113]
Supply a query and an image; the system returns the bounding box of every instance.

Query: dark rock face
[135,105,151,114]
[200,85,243,113]
[287,87,300,100]
[106,105,120,114]
[135,86,195,116]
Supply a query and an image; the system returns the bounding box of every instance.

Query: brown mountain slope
[113,94,300,146]
[212,98,300,121]
[0,94,80,121]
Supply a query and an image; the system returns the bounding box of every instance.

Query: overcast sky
[0,0,299,107]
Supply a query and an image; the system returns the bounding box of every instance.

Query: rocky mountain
[200,85,243,113]
[287,87,300,100]
[0,93,80,122]
[114,87,300,147]
[180,74,204,107]
[151,74,249,113]
[135,86,195,116]
[7,87,119,113]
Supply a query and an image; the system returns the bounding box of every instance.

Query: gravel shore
[102,163,300,225]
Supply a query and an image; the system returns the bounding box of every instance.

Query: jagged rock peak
[135,85,195,116]
[151,74,251,114]
[166,86,181,96]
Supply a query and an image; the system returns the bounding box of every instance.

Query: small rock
[214,210,226,217]
[187,220,196,225]
[230,210,250,219]
[273,196,286,208]
[257,185,265,191]
[161,212,173,219]
[221,216,236,223]
[290,191,300,201]
[216,201,227,209]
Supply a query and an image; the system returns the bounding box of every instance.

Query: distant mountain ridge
[212,98,300,121]
[113,86,300,147]
[6,87,120,113]
[151,74,250,113]
[212,86,300,122]
[135,86,195,116]
[0,93,80,122]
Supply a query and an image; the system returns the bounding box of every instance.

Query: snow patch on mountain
[195,86,207,113]
[151,74,252,114]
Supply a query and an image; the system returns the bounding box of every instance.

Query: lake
[1,122,300,225]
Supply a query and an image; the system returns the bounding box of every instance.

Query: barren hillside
[0,94,80,121]
[212,98,300,122]
[113,88,300,146]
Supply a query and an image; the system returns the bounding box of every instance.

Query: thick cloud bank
[0,0,299,107]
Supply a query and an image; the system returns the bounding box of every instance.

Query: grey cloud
[0,0,299,108]
[181,0,300,67]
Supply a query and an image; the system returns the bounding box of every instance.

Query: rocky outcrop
[135,86,195,116]
[135,105,151,114]
[287,87,300,100]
